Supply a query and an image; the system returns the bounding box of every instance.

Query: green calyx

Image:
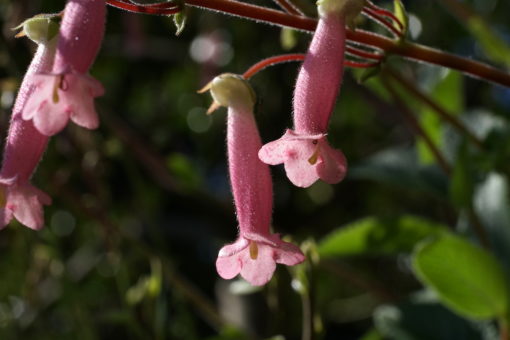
[317,0,365,24]
[14,13,61,44]
[204,73,256,110]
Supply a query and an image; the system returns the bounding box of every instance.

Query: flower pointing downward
[22,0,106,136]
[0,179,51,230]
[259,0,364,187]
[0,15,57,230]
[22,72,104,135]
[202,74,304,286]
[216,234,304,286]
[259,129,347,188]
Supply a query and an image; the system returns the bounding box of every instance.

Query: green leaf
[417,70,463,164]
[359,328,384,340]
[449,143,474,208]
[280,27,298,51]
[467,18,510,69]
[166,153,202,190]
[474,173,510,270]
[173,11,187,36]
[356,64,382,84]
[349,147,448,198]
[412,234,509,320]
[393,0,408,36]
[126,276,151,305]
[374,292,490,340]
[318,215,447,257]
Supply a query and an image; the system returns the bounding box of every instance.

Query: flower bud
[318,0,365,24]
[208,73,256,109]
[14,13,60,44]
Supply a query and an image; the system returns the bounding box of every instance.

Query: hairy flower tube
[258,0,363,188]
[202,74,305,286]
[23,0,106,136]
[0,17,60,230]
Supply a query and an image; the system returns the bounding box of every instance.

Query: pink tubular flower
[203,74,305,286]
[22,0,106,136]
[258,1,360,188]
[0,18,59,229]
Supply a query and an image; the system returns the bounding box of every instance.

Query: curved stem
[243,54,305,79]
[182,0,510,88]
[106,0,510,87]
[346,45,384,60]
[366,0,405,31]
[345,60,380,68]
[243,53,378,80]
[106,0,180,14]
[362,7,403,38]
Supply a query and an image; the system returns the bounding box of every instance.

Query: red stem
[106,0,510,87]
[272,0,303,16]
[184,0,510,87]
[346,45,384,60]
[345,60,380,68]
[243,54,305,79]
[127,0,179,8]
[106,0,180,14]
[366,0,405,31]
[243,53,378,80]
[362,7,403,38]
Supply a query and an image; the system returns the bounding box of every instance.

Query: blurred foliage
[0,0,510,339]
[412,234,509,320]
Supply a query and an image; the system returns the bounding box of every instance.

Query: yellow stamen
[308,144,321,165]
[0,187,6,208]
[249,241,258,260]
[52,75,63,103]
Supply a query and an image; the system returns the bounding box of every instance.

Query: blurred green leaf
[280,27,298,51]
[318,215,448,257]
[147,258,162,297]
[350,147,448,198]
[173,11,187,36]
[359,328,384,340]
[474,173,510,269]
[431,70,464,114]
[205,326,250,340]
[166,152,202,190]
[417,70,463,164]
[449,143,474,208]
[356,64,382,84]
[374,291,490,340]
[467,18,510,69]
[126,276,151,305]
[412,234,509,320]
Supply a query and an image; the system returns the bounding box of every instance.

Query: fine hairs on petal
[205,74,305,286]
[21,0,106,136]
[216,237,304,286]
[259,0,349,188]
[23,73,103,136]
[259,130,346,188]
[7,183,51,230]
